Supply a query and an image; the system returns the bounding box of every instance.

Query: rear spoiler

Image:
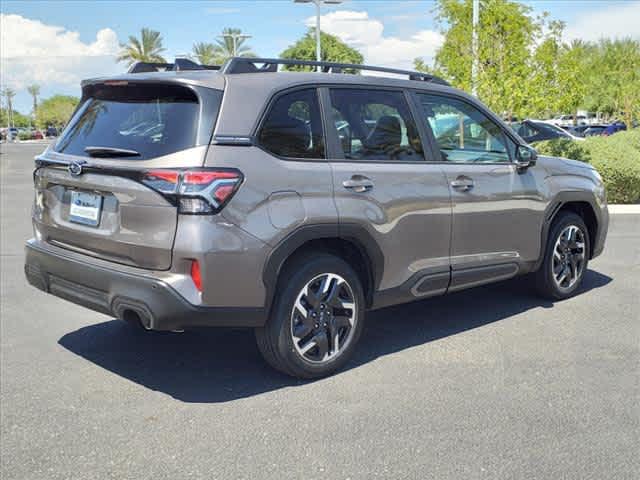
[128,58,221,74]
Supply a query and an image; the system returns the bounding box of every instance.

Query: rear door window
[328,88,424,161]
[54,84,202,160]
[258,88,325,159]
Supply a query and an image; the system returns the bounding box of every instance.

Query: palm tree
[192,42,221,65]
[117,28,167,66]
[27,84,40,117]
[1,87,16,127]
[215,28,255,62]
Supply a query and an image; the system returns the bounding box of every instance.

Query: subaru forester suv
[25,57,608,378]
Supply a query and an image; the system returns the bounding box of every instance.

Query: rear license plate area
[69,191,103,227]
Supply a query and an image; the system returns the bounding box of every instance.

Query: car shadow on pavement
[58,269,611,403]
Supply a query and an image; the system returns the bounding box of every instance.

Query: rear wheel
[255,253,365,379]
[535,212,590,300]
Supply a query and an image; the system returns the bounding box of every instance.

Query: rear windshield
[54,83,200,160]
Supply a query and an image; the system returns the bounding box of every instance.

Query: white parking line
[609,205,640,214]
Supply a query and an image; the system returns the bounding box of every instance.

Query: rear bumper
[24,239,266,330]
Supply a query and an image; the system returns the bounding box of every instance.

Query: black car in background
[510,119,580,144]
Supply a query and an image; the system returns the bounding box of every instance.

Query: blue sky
[2,0,639,114]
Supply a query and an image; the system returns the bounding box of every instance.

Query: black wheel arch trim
[262,223,384,312]
[535,191,601,270]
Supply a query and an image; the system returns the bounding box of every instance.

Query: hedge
[535,129,640,204]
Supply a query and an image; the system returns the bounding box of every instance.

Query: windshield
[54,83,200,160]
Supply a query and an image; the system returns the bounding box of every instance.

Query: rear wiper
[84,146,141,158]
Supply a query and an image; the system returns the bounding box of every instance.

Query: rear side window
[258,88,325,159]
[328,88,424,162]
[516,122,539,139]
[55,84,201,160]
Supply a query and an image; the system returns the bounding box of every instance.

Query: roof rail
[220,57,450,86]
[128,58,221,74]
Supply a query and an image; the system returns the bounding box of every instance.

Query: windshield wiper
[84,146,141,158]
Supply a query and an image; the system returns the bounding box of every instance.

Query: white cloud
[204,7,241,15]
[0,14,121,91]
[305,10,443,72]
[564,1,640,42]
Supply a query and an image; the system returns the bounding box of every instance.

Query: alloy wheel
[290,273,357,364]
[552,225,586,290]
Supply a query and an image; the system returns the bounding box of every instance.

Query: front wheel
[255,253,365,379]
[535,212,590,300]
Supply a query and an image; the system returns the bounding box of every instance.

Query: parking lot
[1,142,638,479]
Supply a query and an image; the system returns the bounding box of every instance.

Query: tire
[535,211,590,300]
[255,252,366,379]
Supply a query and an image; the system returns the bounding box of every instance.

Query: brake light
[190,260,202,292]
[141,168,243,214]
[143,170,180,193]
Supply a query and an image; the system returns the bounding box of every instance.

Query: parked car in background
[549,115,584,127]
[32,130,44,140]
[564,125,591,137]
[603,122,627,136]
[510,119,583,144]
[46,126,58,137]
[582,124,608,137]
[549,113,601,127]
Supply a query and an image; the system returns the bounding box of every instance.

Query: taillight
[141,168,243,214]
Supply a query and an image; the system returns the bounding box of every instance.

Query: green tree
[117,28,167,66]
[584,38,640,126]
[555,41,589,123]
[528,19,564,118]
[433,0,540,119]
[13,111,32,127]
[1,108,30,128]
[192,42,220,65]
[280,29,363,72]
[27,84,40,117]
[1,87,16,127]
[413,57,445,77]
[214,28,255,62]
[35,95,79,129]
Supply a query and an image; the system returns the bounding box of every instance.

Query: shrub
[534,138,591,162]
[535,129,640,204]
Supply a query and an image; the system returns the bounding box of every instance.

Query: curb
[609,205,640,214]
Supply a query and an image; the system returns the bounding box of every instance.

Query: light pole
[217,32,252,56]
[471,0,480,97]
[294,0,343,72]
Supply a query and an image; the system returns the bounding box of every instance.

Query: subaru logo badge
[68,161,85,176]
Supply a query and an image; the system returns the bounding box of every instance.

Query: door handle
[450,177,474,191]
[343,176,374,193]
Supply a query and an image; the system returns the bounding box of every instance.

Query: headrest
[364,115,402,150]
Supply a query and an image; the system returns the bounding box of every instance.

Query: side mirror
[515,144,537,170]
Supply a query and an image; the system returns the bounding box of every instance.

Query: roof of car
[84,56,455,92]
[83,68,459,93]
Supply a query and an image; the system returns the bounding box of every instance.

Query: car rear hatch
[32,80,223,270]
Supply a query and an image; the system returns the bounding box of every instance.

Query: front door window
[417,93,510,163]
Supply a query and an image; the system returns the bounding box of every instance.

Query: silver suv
[25,58,609,378]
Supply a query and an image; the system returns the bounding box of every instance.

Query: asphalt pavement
[1,142,638,479]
